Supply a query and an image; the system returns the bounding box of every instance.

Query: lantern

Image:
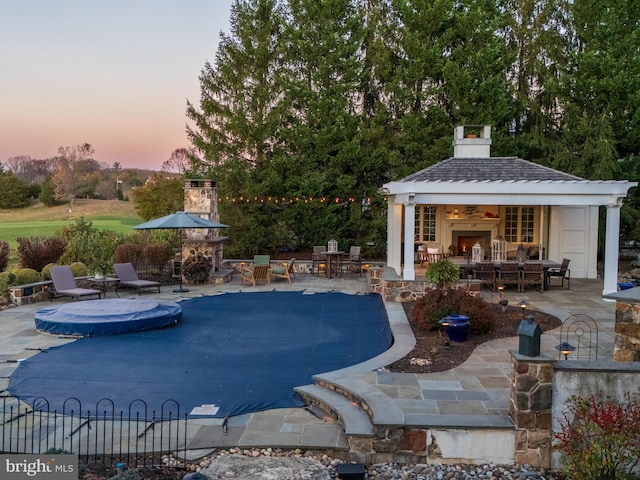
[471,241,483,263]
[491,236,507,262]
[328,239,338,252]
[516,244,527,262]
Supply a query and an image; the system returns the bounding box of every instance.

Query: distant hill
[0,199,141,223]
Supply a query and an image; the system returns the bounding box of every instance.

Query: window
[505,207,535,243]
[415,206,436,242]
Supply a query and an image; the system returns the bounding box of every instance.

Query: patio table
[324,251,345,279]
[451,258,561,290]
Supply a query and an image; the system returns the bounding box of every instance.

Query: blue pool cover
[9,291,392,418]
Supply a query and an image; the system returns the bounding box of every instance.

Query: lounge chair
[50,265,102,301]
[270,259,296,283]
[240,263,271,287]
[113,263,161,295]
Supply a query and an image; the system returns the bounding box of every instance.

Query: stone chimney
[453,125,492,158]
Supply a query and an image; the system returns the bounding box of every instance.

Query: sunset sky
[0,1,233,170]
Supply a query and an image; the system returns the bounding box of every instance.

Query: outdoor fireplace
[182,179,229,283]
[453,231,492,257]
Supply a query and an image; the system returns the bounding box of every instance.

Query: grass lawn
[0,200,143,266]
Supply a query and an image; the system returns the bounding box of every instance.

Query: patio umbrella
[133,211,227,293]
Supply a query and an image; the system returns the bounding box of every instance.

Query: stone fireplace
[181,179,228,283]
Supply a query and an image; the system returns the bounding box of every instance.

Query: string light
[215,195,385,205]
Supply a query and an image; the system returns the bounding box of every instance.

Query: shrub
[57,217,125,275]
[424,259,460,287]
[142,242,173,266]
[0,240,9,272]
[413,287,495,334]
[15,268,41,284]
[0,272,17,299]
[70,262,88,277]
[115,243,144,267]
[555,392,640,480]
[16,236,67,271]
[41,263,56,280]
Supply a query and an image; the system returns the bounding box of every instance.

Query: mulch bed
[388,303,562,374]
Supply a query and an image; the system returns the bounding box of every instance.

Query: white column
[387,200,403,275]
[403,196,416,280]
[539,205,544,260]
[603,202,621,295]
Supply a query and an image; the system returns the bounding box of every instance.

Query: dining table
[451,258,561,290]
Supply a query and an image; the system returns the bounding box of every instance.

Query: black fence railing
[0,396,189,467]
[133,263,179,287]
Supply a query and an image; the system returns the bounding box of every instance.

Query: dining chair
[496,261,520,291]
[547,258,571,289]
[520,262,544,292]
[312,246,327,276]
[473,262,496,290]
[344,246,362,276]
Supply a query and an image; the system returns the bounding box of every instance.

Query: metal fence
[0,396,189,467]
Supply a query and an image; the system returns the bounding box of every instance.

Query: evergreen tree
[556,0,640,179]
[0,171,30,208]
[187,0,290,254]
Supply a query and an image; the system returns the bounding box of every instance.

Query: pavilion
[380,125,637,295]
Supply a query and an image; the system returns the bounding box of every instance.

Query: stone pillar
[509,351,554,468]
[613,299,640,361]
[368,267,383,295]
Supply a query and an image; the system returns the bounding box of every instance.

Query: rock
[202,454,332,480]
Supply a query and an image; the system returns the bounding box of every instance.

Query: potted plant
[424,258,460,289]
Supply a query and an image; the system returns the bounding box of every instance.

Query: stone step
[294,384,374,437]
[315,376,405,428]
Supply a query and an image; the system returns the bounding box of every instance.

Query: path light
[555,341,576,360]
[518,300,528,319]
[499,299,509,312]
[438,317,450,347]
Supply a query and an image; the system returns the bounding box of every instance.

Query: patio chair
[113,263,161,295]
[50,265,103,301]
[312,246,326,276]
[496,261,520,291]
[519,261,544,292]
[240,263,271,287]
[253,255,270,266]
[547,258,571,289]
[344,246,362,276]
[473,261,496,290]
[270,258,296,283]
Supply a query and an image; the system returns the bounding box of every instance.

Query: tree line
[0,146,187,210]
[183,0,639,258]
